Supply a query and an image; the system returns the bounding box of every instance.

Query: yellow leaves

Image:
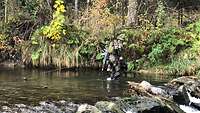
[54,0,65,12]
[55,0,64,6]
[42,26,50,35]
[54,5,66,13]
[58,5,66,13]
[51,31,61,41]
[42,24,62,41]
[40,0,66,42]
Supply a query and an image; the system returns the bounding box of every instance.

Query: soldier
[102,37,127,80]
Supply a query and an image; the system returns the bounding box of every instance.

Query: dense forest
[1,0,200,76]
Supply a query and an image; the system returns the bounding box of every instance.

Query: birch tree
[127,0,138,26]
[4,0,7,24]
[75,0,78,16]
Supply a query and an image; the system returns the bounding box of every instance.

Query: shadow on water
[0,68,174,106]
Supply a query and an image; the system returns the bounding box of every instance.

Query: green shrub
[148,27,187,65]
[127,61,135,71]
[166,57,197,76]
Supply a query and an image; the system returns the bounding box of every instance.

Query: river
[0,68,174,108]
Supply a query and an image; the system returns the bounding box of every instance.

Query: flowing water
[0,68,174,108]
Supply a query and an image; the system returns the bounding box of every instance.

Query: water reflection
[61,71,79,78]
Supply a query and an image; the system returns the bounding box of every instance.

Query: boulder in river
[95,101,123,113]
[128,80,185,113]
[127,76,200,113]
[128,81,168,97]
[167,76,200,98]
[139,81,152,91]
[117,97,177,113]
[95,97,176,113]
[173,85,190,105]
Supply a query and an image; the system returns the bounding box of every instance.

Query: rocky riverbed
[0,98,176,113]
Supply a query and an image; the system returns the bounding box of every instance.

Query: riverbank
[0,59,197,78]
[2,24,200,77]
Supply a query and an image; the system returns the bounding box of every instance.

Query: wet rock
[15,104,26,108]
[128,81,168,97]
[64,103,79,113]
[168,76,199,87]
[128,76,200,112]
[167,76,200,98]
[150,86,166,95]
[191,103,200,111]
[39,101,63,112]
[77,104,101,113]
[128,81,185,113]
[0,101,80,113]
[139,81,152,91]
[19,108,35,113]
[96,97,176,113]
[95,101,123,113]
[115,97,176,113]
[59,100,66,104]
[158,86,177,96]
[39,101,49,106]
[120,97,160,112]
[0,99,179,113]
[1,106,11,112]
[32,106,44,112]
[179,105,200,113]
[56,101,79,113]
[168,76,198,87]
[173,85,190,105]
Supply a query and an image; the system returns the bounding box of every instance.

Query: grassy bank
[122,21,200,76]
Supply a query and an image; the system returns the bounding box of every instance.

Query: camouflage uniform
[102,38,127,80]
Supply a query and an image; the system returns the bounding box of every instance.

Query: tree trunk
[122,0,126,25]
[127,0,138,26]
[4,0,8,32]
[75,0,78,16]
[4,0,8,24]
[87,0,90,9]
[46,0,53,14]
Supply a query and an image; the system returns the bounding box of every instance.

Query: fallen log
[128,81,185,113]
